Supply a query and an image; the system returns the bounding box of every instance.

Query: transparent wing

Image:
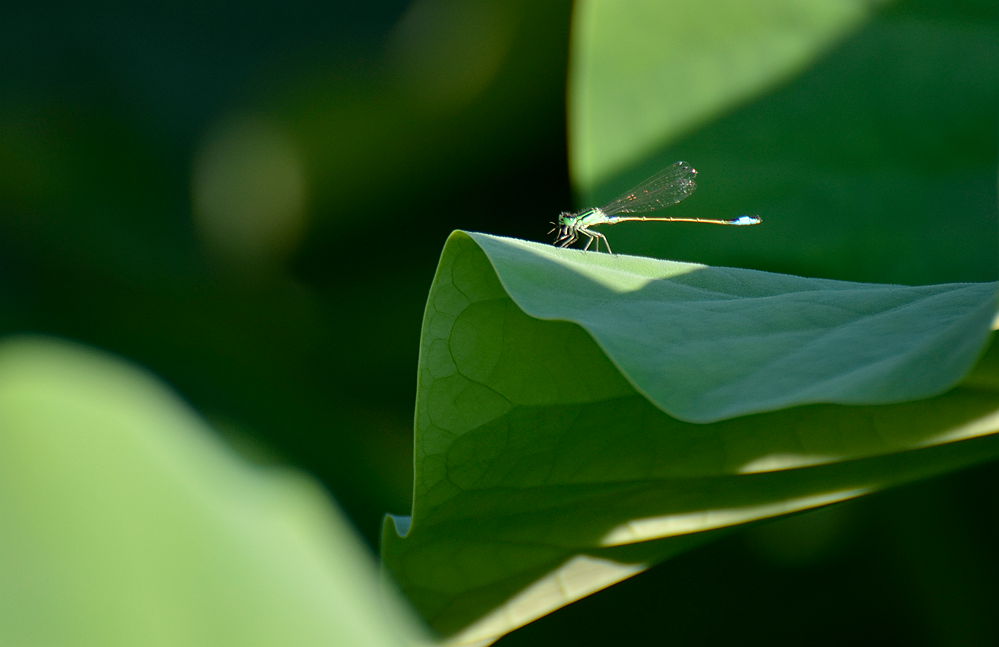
[600,161,698,215]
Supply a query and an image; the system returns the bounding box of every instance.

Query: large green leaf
[0,338,428,647]
[382,231,999,645]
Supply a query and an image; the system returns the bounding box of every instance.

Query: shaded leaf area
[382,232,999,645]
[0,338,427,647]
[571,0,999,286]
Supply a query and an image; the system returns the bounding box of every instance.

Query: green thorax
[560,208,607,227]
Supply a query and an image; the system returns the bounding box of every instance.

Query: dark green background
[1,1,996,645]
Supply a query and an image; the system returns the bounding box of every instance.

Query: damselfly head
[550,217,574,246]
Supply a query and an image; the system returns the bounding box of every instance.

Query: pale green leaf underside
[0,338,427,647]
[470,233,997,424]
[382,232,999,645]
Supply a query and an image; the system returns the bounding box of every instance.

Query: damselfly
[551,161,761,253]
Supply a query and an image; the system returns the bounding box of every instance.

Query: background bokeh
[1,0,573,540]
[1,0,997,645]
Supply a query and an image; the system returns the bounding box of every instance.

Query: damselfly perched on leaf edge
[550,161,761,253]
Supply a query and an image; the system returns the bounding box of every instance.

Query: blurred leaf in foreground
[0,338,428,647]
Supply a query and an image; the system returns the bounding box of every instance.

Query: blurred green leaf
[570,0,873,190]
[382,232,999,645]
[0,338,428,647]
[569,0,999,286]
